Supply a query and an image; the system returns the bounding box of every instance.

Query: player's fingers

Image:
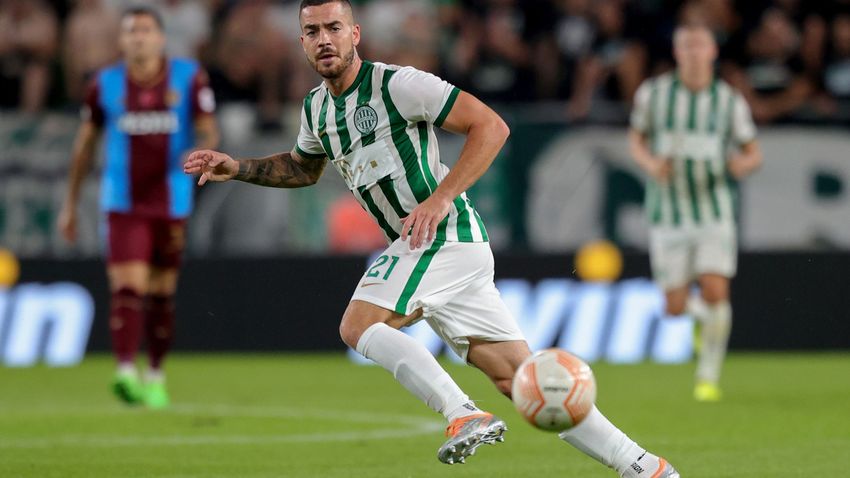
[426,215,438,242]
[417,214,434,247]
[188,150,209,164]
[400,215,412,241]
[410,217,426,250]
[184,155,209,170]
[207,155,224,168]
[198,172,209,186]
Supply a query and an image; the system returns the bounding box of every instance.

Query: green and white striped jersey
[295,60,488,244]
[630,72,757,228]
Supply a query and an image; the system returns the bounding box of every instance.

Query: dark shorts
[107,213,187,268]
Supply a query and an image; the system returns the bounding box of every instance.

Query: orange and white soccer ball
[511,348,597,432]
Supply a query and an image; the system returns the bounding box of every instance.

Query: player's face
[673,28,717,73]
[120,14,166,62]
[300,2,361,79]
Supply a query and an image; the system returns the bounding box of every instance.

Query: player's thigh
[649,227,694,291]
[350,239,492,319]
[151,217,187,271]
[106,213,153,293]
[694,223,737,285]
[698,273,730,304]
[147,218,186,296]
[428,278,526,364]
[467,338,531,396]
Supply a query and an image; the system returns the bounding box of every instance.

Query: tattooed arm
[235,151,327,187]
[184,149,327,188]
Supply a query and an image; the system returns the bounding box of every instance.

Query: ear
[352,24,361,47]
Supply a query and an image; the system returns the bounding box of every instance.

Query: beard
[311,46,355,79]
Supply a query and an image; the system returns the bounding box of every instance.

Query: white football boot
[437,412,507,465]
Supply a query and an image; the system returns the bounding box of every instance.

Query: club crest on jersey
[354,105,378,135]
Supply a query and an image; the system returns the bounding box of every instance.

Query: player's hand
[57,202,77,243]
[727,153,753,180]
[646,157,672,182]
[400,194,452,250]
[184,149,238,185]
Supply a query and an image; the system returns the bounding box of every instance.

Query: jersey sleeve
[730,92,757,145]
[190,68,216,118]
[629,79,653,134]
[295,95,326,160]
[387,66,460,127]
[81,79,105,127]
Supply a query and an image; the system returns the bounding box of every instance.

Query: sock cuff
[114,287,142,298]
[113,287,143,310]
[705,300,732,319]
[686,295,707,318]
[355,322,391,356]
[147,294,176,312]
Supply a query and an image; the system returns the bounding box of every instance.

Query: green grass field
[1,353,849,477]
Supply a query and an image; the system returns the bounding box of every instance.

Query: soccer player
[58,6,219,408]
[628,24,762,402]
[185,1,678,475]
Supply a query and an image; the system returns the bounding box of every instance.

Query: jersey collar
[328,60,372,106]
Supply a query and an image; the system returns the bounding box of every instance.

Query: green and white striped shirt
[296,60,488,244]
[630,73,757,228]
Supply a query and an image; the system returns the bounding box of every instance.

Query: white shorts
[350,239,525,361]
[649,223,737,290]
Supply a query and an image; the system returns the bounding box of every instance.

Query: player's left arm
[401,91,510,248]
[190,68,220,151]
[728,140,762,180]
[726,92,763,180]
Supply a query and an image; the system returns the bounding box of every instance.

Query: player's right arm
[183,149,327,188]
[58,115,102,242]
[628,129,670,182]
[627,79,671,182]
[185,91,328,188]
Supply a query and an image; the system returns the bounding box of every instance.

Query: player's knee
[665,300,687,316]
[701,289,729,305]
[338,319,362,349]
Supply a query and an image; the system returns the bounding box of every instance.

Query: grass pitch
[1,353,848,477]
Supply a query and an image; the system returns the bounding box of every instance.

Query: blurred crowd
[3,0,850,125]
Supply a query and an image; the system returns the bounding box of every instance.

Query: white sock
[146,368,165,384]
[356,322,477,422]
[686,295,708,322]
[696,301,732,384]
[117,362,137,377]
[559,406,662,477]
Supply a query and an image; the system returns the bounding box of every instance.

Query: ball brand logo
[354,105,378,135]
[118,111,179,135]
[0,283,94,367]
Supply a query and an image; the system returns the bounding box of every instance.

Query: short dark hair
[299,0,352,12]
[122,6,164,30]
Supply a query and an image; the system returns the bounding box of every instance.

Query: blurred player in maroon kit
[58,7,219,408]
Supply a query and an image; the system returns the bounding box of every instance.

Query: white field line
[0,403,444,449]
[0,403,435,426]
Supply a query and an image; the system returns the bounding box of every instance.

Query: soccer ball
[511,348,597,432]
